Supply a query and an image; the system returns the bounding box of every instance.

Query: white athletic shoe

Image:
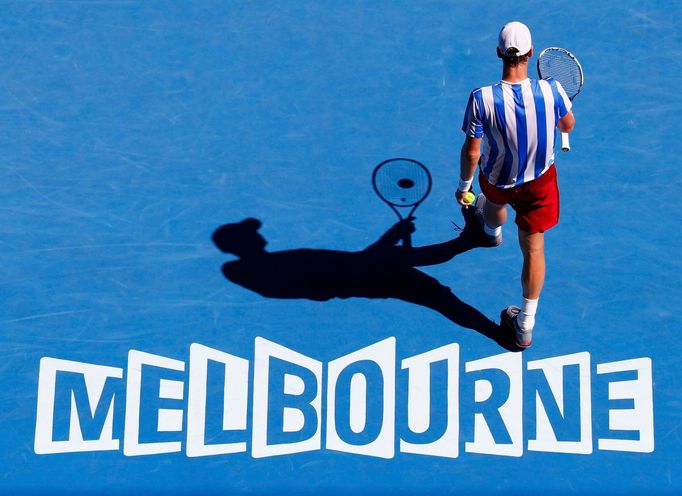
[501,305,532,349]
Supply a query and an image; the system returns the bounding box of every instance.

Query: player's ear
[496,47,504,59]
[528,46,534,57]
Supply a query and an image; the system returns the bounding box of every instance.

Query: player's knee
[519,232,544,254]
[524,245,544,259]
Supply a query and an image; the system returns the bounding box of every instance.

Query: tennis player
[455,21,575,348]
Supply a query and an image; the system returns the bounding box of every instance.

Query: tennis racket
[537,47,584,152]
[372,158,432,247]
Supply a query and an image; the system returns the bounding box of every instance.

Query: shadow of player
[212,217,517,350]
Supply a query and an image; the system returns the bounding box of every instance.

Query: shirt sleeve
[461,90,484,138]
[552,80,573,119]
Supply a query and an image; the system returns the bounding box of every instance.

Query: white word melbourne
[34,338,654,459]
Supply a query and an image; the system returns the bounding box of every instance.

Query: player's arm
[364,218,415,251]
[554,79,575,133]
[400,236,476,266]
[456,136,481,206]
[558,111,575,133]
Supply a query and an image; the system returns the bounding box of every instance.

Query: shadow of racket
[372,158,432,247]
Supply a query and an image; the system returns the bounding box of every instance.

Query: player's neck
[235,246,267,259]
[501,63,529,83]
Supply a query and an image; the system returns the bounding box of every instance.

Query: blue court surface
[2,1,681,494]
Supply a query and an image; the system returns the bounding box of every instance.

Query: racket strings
[373,160,431,207]
[538,52,582,99]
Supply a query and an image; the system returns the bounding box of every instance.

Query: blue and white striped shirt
[462,78,572,188]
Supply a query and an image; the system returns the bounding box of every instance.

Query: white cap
[498,21,532,56]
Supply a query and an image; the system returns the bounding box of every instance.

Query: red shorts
[478,165,560,234]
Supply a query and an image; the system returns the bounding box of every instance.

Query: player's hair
[499,47,529,67]
[212,218,262,253]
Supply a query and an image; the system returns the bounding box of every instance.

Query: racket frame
[537,46,584,152]
[372,157,432,247]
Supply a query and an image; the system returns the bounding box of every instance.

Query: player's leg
[482,197,507,239]
[519,229,545,300]
[517,229,544,340]
[469,172,510,246]
[501,228,544,348]
[500,166,559,348]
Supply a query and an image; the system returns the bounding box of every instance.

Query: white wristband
[457,177,473,192]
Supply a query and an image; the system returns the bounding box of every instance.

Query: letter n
[527,352,592,454]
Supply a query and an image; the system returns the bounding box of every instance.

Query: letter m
[35,357,123,454]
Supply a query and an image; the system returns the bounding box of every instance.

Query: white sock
[484,223,501,238]
[517,297,538,331]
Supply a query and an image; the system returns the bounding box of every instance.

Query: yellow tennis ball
[462,191,476,204]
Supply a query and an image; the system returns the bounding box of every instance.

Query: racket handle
[403,233,412,247]
[561,132,570,152]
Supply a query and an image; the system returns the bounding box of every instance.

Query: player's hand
[455,189,474,208]
[391,217,416,236]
